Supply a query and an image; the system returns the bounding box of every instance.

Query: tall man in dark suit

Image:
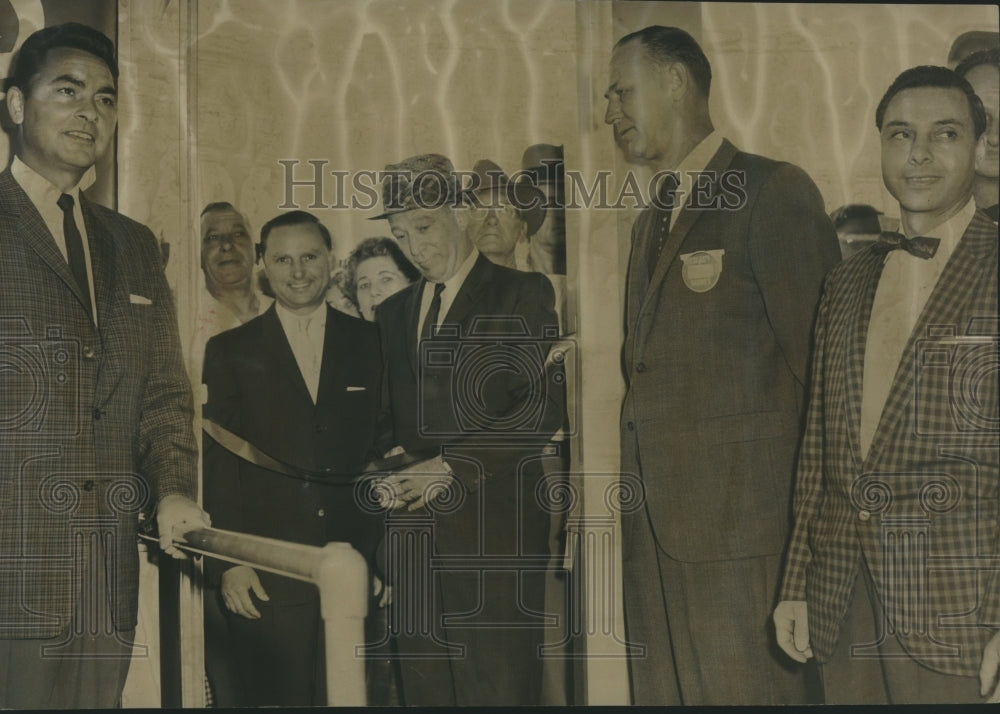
[0,22,207,709]
[775,66,1000,705]
[371,153,564,706]
[604,25,842,705]
[201,210,383,706]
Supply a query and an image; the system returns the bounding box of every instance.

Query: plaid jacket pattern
[779,209,1000,676]
[0,169,197,638]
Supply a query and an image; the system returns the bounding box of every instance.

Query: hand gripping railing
[166,527,368,706]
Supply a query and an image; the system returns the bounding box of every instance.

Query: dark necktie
[647,172,680,278]
[421,282,446,339]
[873,230,940,260]
[57,193,93,319]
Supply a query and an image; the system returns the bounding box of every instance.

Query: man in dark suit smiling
[202,210,382,706]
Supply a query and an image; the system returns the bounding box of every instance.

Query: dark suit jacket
[378,253,564,553]
[0,168,197,637]
[780,209,999,676]
[202,304,382,602]
[377,252,564,705]
[620,139,842,562]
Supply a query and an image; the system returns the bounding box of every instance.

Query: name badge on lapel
[680,249,725,293]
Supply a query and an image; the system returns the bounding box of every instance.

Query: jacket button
[858,510,871,522]
[92,408,103,420]
[317,509,325,517]
[636,362,647,373]
[626,421,635,431]
[83,480,95,492]
[82,346,95,359]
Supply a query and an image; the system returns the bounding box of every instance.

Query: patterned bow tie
[874,231,941,260]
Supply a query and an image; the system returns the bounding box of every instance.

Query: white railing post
[160,527,369,706]
[314,543,369,707]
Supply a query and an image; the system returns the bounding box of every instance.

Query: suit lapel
[405,280,423,377]
[863,210,998,469]
[0,171,92,318]
[442,253,490,329]
[315,306,342,407]
[644,140,739,297]
[633,141,739,362]
[843,251,888,470]
[260,306,315,406]
[81,197,128,393]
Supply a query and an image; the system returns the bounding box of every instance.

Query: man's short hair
[4,22,118,94]
[875,65,987,137]
[200,201,242,218]
[259,210,333,258]
[614,25,712,98]
[955,47,1000,80]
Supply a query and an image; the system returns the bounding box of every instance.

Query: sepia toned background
[0,0,996,706]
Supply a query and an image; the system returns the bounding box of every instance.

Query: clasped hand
[374,454,456,511]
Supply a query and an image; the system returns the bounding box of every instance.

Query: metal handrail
[162,527,368,707]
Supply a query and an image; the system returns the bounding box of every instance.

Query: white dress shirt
[275,301,327,404]
[416,247,480,349]
[859,199,976,458]
[12,156,99,324]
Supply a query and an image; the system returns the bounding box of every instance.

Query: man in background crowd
[520,143,567,276]
[830,203,886,259]
[190,202,272,381]
[775,65,999,704]
[465,158,543,271]
[956,48,999,216]
[605,24,841,705]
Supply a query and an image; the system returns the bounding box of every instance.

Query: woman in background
[343,236,421,321]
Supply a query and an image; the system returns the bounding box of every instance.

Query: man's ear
[6,85,24,125]
[452,205,469,232]
[975,131,989,175]
[663,62,686,98]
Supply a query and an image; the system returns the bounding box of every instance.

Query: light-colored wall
[702,2,998,216]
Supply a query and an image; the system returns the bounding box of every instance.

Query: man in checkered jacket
[774,65,1000,704]
[0,23,208,708]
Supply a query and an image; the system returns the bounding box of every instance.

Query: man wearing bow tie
[775,65,1000,704]
[201,210,383,705]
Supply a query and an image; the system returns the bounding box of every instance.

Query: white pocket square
[346,386,366,392]
[129,294,152,305]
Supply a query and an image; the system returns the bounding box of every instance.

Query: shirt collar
[430,243,480,296]
[672,130,724,206]
[275,299,328,328]
[676,130,724,177]
[12,155,98,208]
[907,198,976,260]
